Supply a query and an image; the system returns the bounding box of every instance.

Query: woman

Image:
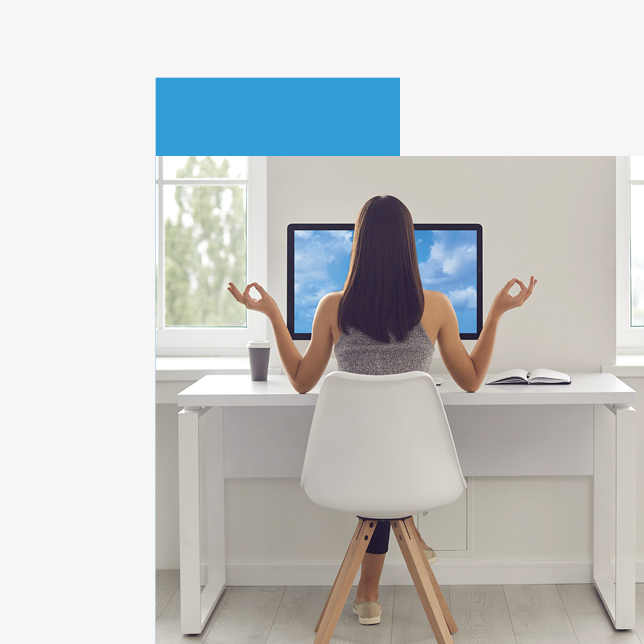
[228,195,536,625]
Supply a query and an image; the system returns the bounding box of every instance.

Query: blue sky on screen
[294,229,478,334]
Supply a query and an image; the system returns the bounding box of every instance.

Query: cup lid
[247,340,271,348]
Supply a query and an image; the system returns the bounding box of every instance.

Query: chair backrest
[301,371,466,520]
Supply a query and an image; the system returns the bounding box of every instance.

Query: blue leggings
[365,520,390,555]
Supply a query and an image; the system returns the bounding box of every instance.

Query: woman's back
[335,322,434,375]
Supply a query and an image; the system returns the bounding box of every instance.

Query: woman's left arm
[228,282,334,393]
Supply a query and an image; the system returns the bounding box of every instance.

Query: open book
[486,368,571,385]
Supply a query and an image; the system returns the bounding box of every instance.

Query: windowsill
[156,356,282,381]
[602,355,644,378]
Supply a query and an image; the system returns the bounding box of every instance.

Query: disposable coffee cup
[247,340,271,381]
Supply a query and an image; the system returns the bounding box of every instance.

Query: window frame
[155,156,267,356]
[616,156,644,352]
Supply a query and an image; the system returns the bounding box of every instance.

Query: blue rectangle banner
[156,78,400,156]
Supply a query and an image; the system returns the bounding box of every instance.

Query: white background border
[3,1,644,642]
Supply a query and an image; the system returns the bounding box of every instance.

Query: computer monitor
[287,223,483,340]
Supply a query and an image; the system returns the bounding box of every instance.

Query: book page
[528,368,571,382]
[486,369,529,384]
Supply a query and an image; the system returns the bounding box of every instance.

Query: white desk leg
[178,406,226,635]
[593,404,636,630]
[205,407,227,619]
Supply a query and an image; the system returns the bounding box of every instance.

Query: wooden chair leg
[314,520,363,633]
[391,518,454,644]
[314,518,377,644]
[410,524,458,634]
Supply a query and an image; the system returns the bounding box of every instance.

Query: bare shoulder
[422,290,456,332]
[424,289,451,310]
[319,291,342,305]
[317,291,342,316]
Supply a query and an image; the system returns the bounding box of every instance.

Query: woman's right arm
[436,277,537,392]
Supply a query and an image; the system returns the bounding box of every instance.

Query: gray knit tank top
[334,322,434,375]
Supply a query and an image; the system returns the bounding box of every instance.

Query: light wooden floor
[156,573,644,644]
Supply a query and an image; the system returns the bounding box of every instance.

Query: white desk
[176,373,636,634]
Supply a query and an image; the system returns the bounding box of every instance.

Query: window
[156,156,267,355]
[617,156,644,351]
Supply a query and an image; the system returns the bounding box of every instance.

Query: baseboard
[185,560,644,587]
[204,560,644,586]
[217,561,644,586]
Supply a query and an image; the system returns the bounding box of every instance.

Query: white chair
[301,371,467,644]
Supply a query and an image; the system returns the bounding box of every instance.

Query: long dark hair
[337,196,425,343]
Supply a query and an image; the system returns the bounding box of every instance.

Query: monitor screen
[287,223,482,340]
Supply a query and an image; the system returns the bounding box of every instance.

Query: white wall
[156,157,644,580]
[266,156,616,372]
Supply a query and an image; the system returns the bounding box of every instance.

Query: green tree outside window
[164,156,247,327]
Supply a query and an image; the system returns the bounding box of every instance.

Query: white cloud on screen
[417,232,476,291]
[294,230,353,296]
[448,286,477,308]
[328,230,353,243]
[293,270,327,293]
